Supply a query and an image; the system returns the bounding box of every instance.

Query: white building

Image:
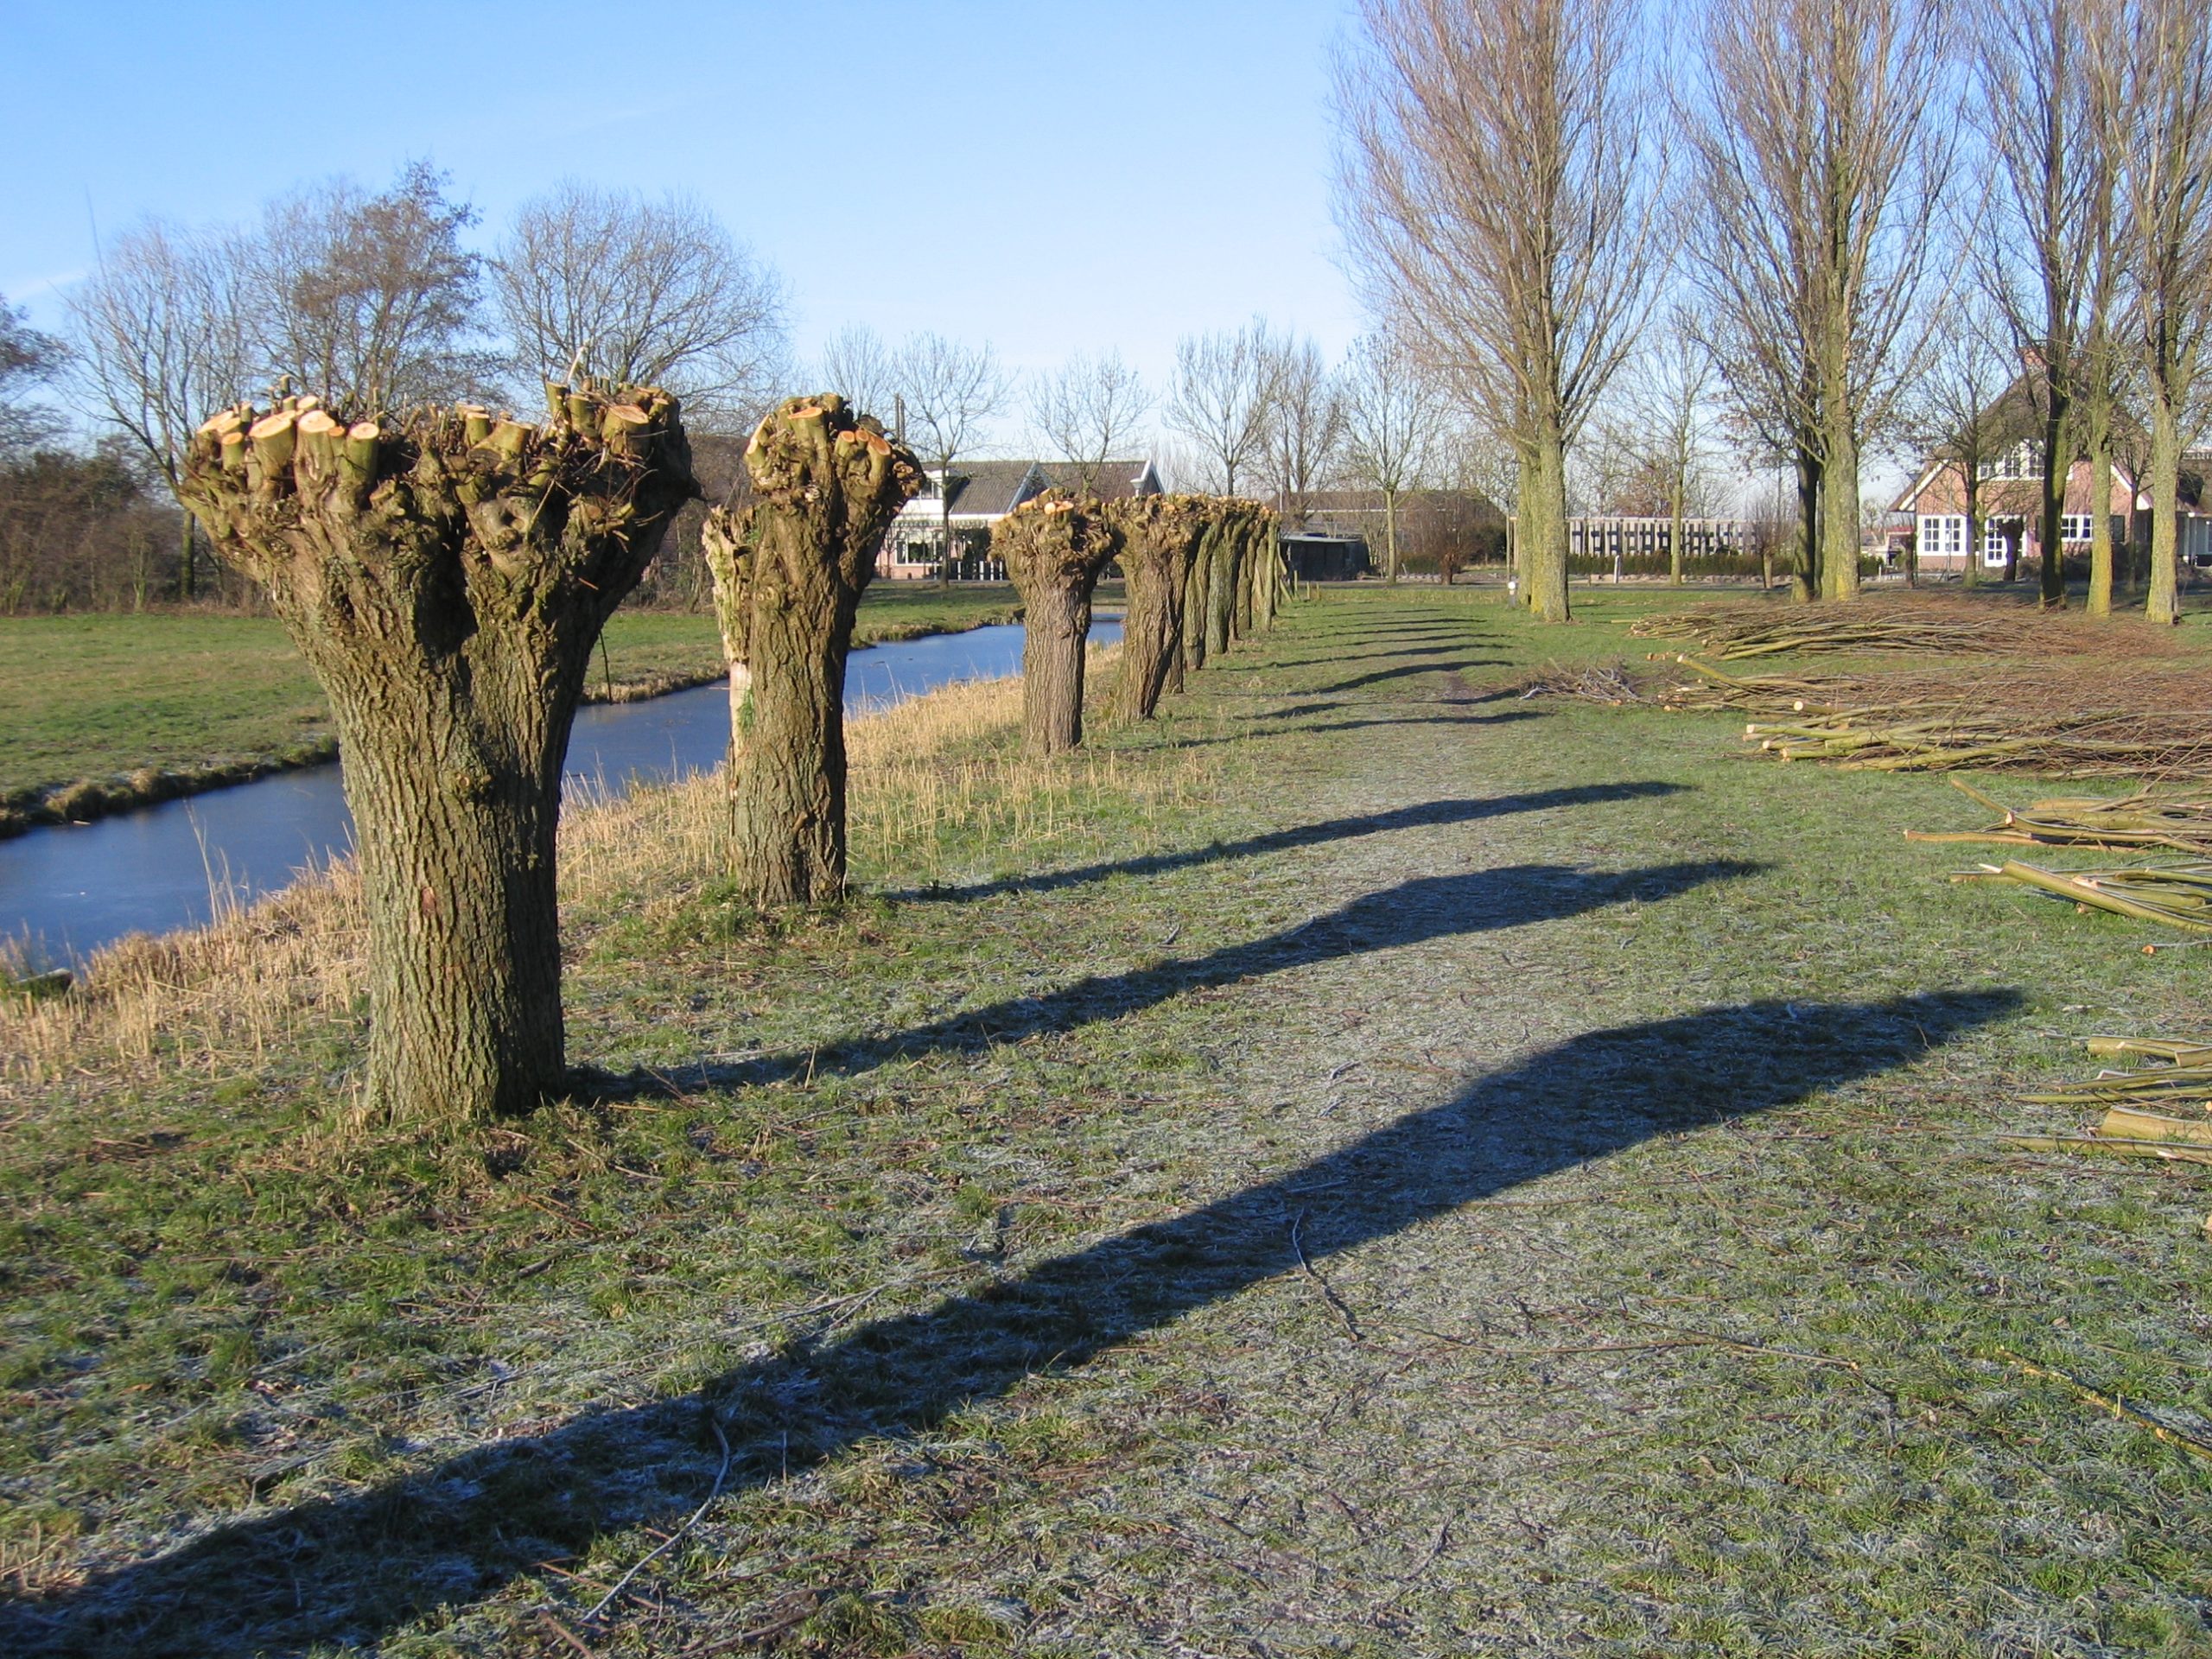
[880,458,1163,580]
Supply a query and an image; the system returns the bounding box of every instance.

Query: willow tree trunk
[1963,468,1984,590]
[1105,494,1204,723]
[703,395,922,906]
[1205,505,1248,658]
[2088,442,2115,617]
[1820,418,1861,602]
[2038,395,2071,608]
[1001,492,1121,755]
[1248,507,1281,633]
[1522,430,1571,621]
[1180,516,1218,676]
[1794,450,1822,603]
[181,386,695,1124]
[1668,481,1686,587]
[2146,391,2182,625]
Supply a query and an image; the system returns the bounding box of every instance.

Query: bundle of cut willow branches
[1952,859,2212,931]
[1999,1037,2212,1166]
[1628,598,2177,662]
[1658,659,2212,778]
[1909,778,2212,855]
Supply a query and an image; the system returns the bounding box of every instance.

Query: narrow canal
[3,619,1120,963]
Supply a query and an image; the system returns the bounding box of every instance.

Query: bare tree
[1979,0,2126,608]
[238,162,490,413]
[493,181,786,426]
[1031,350,1150,495]
[0,295,66,461]
[1259,334,1344,526]
[1683,0,1954,603]
[1338,332,1440,582]
[1338,0,1660,622]
[1166,320,1278,494]
[2118,0,2212,625]
[1899,287,2020,588]
[818,326,898,425]
[1621,322,1719,586]
[67,222,251,597]
[890,334,1006,587]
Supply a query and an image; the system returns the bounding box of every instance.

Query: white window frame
[2061,513,2093,543]
[1916,513,1966,560]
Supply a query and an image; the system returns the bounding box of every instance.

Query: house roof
[1038,458,1160,501]
[899,457,1162,521]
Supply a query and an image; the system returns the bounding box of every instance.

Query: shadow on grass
[1312,659,1508,694]
[894,783,1679,906]
[1158,709,1548,751]
[631,858,1757,1096]
[3,987,2018,1656]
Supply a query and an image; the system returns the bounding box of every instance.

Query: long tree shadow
[1313,659,1507,694]
[617,858,1757,1097]
[1268,643,1478,668]
[896,784,1677,906]
[4,989,2018,1656]
[1159,709,1547,752]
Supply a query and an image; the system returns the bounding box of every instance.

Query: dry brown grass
[1,643,1216,1096]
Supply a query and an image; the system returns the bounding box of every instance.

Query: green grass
[1,585,2207,1655]
[0,585,1039,816]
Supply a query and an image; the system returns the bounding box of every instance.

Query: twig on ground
[1994,1347,2212,1462]
[582,1410,734,1622]
[1289,1211,1362,1340]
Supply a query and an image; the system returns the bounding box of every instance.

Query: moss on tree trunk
[181,386,696,1123]
[1000,492,1121,756]
[703,396,922,906]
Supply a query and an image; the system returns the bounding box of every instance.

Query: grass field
[2,587,2209,1655]
[0,585,1040,830]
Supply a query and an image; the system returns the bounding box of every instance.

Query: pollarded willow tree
[1685,0,1953,603]
[181,384,696,1122]
[1338,0,1659,623]
[2120,0,2212,626]
[1106,493,1209,723]
[998,491,1122,756]
[702,395,923,906]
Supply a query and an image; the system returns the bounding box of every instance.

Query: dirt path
[7,591,2205,1656]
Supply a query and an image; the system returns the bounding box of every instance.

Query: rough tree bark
[181,384,695,1123]
[999,490,1122,756]
[1205,500,1255,659]
[702,394,921,906]
[1105,493,1206,723]
[1178,509,1222,681]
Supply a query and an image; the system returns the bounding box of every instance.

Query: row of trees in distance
[1337,0,2212,622]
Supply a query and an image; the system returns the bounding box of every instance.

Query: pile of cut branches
[1909,778,2212,855]
[1629,597,2178,662]
[2001,1037,2212,1167]
[1952,859,2212,932]
[1658,659,2212,778]
[1515,661,1645,704]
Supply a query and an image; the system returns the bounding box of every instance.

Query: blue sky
[1,1,1370,444]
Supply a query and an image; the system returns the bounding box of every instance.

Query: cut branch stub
[998,490,1123,757]
[704,393,923,906]
[180,385,696,1125]
[1104,493,1210,723]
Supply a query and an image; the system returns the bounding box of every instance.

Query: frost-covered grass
[1,588,2206,1656]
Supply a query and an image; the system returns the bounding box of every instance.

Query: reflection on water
[2,619,1118,963]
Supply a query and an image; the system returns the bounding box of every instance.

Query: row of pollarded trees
[180,379,1283,1126]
